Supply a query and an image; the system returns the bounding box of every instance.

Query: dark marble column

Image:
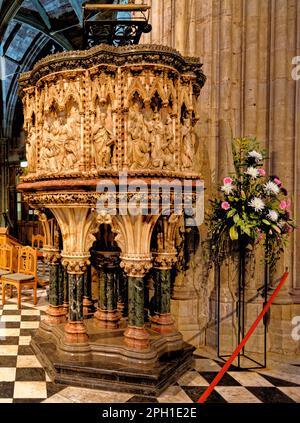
[151,253,177,334]
[62,256,90,344]
[122,255,152,349]
[83,265,95,318]
[127,276,145,327]
[94,252,120,329]
[62,266,69,314]
[117,270,128,317]
[68,273,84,322]
[44,250,66,325]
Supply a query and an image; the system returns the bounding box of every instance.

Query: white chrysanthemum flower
[248,150,263,162]
[221,184,233,195]
[267,209,278,222]
[264,181,280,195]
[246,167,259,179]
[248,197,265,212]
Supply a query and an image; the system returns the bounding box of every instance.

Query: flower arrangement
[208,137,296,274]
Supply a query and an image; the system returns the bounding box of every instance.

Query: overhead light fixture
[20,161,28,168]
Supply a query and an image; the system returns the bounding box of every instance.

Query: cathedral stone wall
[142,0,300,356]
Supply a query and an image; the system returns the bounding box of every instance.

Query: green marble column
[49,262,60,307]
[45,251,66,324]
[94,252,119,329]
[58,264,64,308]
[127,276,145,327]
[83,265,94,318]
[98,262,106,310]
[117,271,128,317]
[122,256,152,349]
[144,278,150,322]
[62,257,89,344]
[68,273,84,322]
[106,268,116,310]
[151,266,175,333]
[63,266,69,312]
[152,268,160,315]
[156,269,171,315]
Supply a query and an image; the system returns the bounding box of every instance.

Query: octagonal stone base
[30,319,195,397]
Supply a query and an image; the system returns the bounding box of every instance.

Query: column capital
[153,252,177,270]
[43,248,61,264]
[61,253,90,274]
[120,254,152,277]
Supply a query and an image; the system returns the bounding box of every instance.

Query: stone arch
[149,82,167,106]
[150,90,163,112]
[127,79,148,107]
[179,89,192,113]
[91,76,116,113]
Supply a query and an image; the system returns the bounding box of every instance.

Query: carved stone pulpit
[17,44,206,395]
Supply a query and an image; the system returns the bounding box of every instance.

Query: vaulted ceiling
[0,0,120,139]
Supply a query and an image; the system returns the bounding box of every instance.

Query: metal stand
[217,242,268,369]
[82,2,152,48]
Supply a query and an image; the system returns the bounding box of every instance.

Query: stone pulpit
[17,44,206,395]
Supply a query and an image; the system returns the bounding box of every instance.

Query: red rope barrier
[197,270,289,403]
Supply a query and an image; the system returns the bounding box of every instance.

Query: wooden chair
[0,244,14,277]
[1,246,38,309]
[32,234,45,275]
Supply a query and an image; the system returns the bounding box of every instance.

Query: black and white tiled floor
[1,287,300,403]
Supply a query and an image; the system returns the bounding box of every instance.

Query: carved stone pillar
[44,249,66,324]
[121,255,152,349]
[152,252,177,334]
[83,265,95,318]
[61,255,90,344]
[94,251,120,329]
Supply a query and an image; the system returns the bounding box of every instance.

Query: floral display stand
[208,138,296,369]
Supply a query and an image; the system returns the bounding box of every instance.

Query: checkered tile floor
[1,287,300,403]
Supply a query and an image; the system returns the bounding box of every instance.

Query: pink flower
[257,233,263,241]
[221,201,230,210]
[279,200,287,210]
[286,199,291,209]
[258,169,266,176]
[223,177,233,185]
[274,177,282,186]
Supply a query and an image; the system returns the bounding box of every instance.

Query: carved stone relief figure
[63,104,80,170]
[127,103,150,170]
[40,112,67,173]
[162,115,175,170]
[181,116,194,169]
[150,111,165,170]
[93,110,115,168]
[26,125,37,172]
